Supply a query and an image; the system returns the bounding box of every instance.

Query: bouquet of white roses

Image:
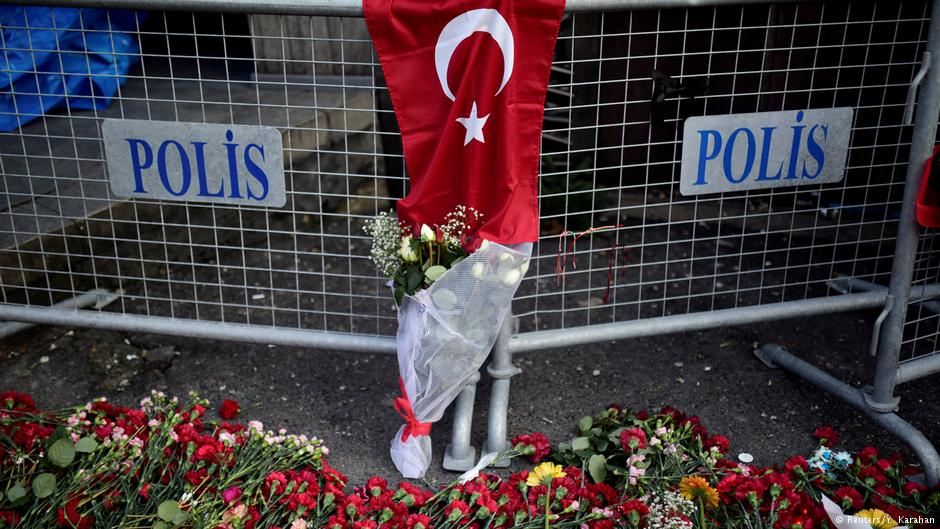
[364,206,531,478]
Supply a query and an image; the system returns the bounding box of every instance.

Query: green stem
[698,499,706,529]
[544,481,552,529]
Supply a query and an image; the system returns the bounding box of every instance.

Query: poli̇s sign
[103,119,286,207]
[680,108,854,196]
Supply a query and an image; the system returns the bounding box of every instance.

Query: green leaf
[608,427,627,442]
[157,500,182,523]
[154,522,170,529]
[394,285,405,306]
[578,416,593,433]
[48,438,75,468]
[571,436,591,451]
[74,437,98,454]
[172,510,191,526]
[588,454,608,483]
[406,268,423,291]
[424,265,447,283]
[7,483,28,506]
[593,438,609,452]
[32,473,56,498]
[47,426,70,445]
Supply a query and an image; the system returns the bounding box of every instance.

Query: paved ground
[1,305,938,487]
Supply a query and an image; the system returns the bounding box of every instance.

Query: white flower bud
[420,224,436,242]
[471,262,485,279]
[479,239,490,251]
[519,259,529,275]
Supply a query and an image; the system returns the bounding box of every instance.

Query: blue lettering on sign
[693,110,830,187]
[126,138,152,193]
[695,130,722,185]
[121,129,272,202]
[722,127,755,184]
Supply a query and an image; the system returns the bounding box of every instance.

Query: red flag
[364,0,565,245]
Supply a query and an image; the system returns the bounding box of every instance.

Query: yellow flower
[855,509,897,529]
[526,462,566,487]
[678,475,719,510]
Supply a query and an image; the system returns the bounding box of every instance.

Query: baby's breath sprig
[362,211,404,278]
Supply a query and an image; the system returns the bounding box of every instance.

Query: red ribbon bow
[393,377,432,442]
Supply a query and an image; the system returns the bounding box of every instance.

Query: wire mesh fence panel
[0,2,933,341]
[901,229,940,363]
[515,1,932,333]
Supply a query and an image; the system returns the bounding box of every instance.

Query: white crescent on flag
[434,8,515,101]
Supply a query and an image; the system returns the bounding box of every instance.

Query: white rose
[519,259,530,275]
[502,268,521,285]
[399,236,418,262]
[471,262,485,279]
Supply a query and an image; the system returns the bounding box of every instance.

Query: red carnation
[833,486,863,510]
[445,500,471,521]
[511,432,551,462]
[812,426,839,446]
[366,476,387,496]
[0,391,36,412]
[185,468,209,486]
[903,481,928,496]
[704,434,730,453]
[219,399,240,420]
[858,446,879,464]
[783,455,808,479]
[139,483,151,500]
[0,509,21,528]
[734,478,767,505]
[619,428,647,452]
[57,498,94,529]
[406,514,432,529]
[619,499,649,525]
[858,465,887,486]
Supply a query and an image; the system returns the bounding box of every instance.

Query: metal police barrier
[2,0,939,483]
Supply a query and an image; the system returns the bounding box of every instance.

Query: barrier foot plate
[443,444,477,472]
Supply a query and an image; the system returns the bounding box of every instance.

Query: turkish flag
[364,0,565,244]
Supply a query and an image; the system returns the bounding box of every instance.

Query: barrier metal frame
[2,0,939,483]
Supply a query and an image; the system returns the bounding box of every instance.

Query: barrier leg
[870,0,940,410]
[483,316,520,467]
[756,344,940,487]
[443,370,480,471]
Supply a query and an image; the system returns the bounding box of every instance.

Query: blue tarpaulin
[0,6,144,132]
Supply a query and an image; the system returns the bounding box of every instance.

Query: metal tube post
[443,371,480,471]
[0,289,120,340]
[483,315,520,466]
[870,0,940,409]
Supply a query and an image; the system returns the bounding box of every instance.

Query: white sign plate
[680,107,854,196]
[103,119,286,207]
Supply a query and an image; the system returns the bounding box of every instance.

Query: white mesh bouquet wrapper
[391,241,532,478]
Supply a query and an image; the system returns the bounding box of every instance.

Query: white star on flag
[456,101,489,146]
